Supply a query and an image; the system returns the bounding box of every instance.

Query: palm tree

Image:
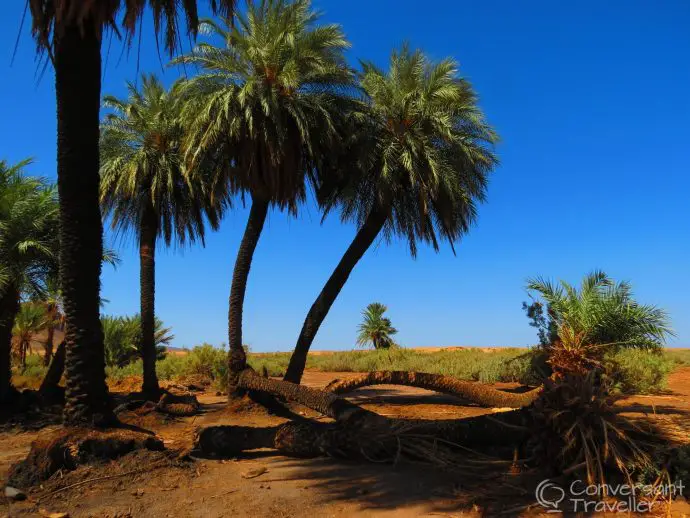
[100,74,226,398]
[356,303,397,349]
[0,159,59,401]
[35,277,64,366]
[13,303,50,371]
[284,46,498,383]
[175,0,353,392]
[526,270,673,375]
[28,1,235,425]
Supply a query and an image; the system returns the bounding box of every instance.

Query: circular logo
[535,479,565,512]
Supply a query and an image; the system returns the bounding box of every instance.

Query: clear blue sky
[1,1,688,350]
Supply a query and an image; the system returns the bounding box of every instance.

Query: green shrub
[605,349,674,394]
[19,354,48,380]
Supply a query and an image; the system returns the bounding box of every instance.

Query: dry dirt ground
[2,369,690,518]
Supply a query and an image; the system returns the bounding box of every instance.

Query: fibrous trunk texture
[237,368,377,423]
[284,207,389,384]
[326,371,543,408]
[140,204,160,398]
[0,285,19,403]
[39,341,66,402]
[228,196,269,394]
[55,19,114,426]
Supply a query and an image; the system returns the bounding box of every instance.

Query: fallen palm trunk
[195,409,530,463]
[326,371,542,409]
[236,368,380,423]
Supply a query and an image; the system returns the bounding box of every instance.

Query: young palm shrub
[12,303,50,371]
[0,159,59,402]
[526,271,673,376]
[356,303,397,350]
[284,45,498,383]
[28,0,235,426]
[100,75,226,399]
[175,0,354,392]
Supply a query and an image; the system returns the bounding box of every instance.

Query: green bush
[20,354,48,380]
[605,349,674,394]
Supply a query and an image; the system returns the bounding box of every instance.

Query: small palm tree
[13,303,49,371]
[0,159,59,401]
[285,45,498,383]
[28,0,235,426]
[526,270,673,375]
[175,0,354,391]
[356,303,397,350]
[100,74,226,398]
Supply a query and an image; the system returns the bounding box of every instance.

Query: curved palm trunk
[237,368,375,422]
[284,207,389,384]
[326,371,543,408]
[40,340,66,399]
[139,205,160,398]
[0,285,20,402]
[44,323,55,366]
[228,195,269,395]
[55,20,115,426]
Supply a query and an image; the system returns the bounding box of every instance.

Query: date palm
[284,46,498,383]
[28,0,235,425]
[0,159,59,402]
[13,303,50,371]
[100,74,226,398]
[526,270,673,375]
[175,0,353,392]
[356,303,397,350]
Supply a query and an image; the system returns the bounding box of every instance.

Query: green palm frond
[175,0,355,211]
[0,159,59,298]
[29,0,235,56]
[526,270,673,352]
[320,44,498,257]
[100,74,228,249]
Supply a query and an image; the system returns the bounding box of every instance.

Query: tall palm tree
[0,159,59,402]
[175,0,354,392]
[28,0,235,425]
[284,46,498,383]
[356,303,397,350]
[13,303,50,371]
[100,74,226,398]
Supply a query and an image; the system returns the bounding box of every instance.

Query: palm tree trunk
[55,20,115,426]
[44,324,55,366]
[40,340,66,401]
[325,371,543,408]
[0,285,20,403]
[139,204,160,398]
[284,207,389,384]
[238,368,376,422]
[228,195,269,395]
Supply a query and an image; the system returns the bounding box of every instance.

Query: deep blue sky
[1,1,688,350]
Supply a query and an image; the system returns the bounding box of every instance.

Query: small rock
[216,391,222,396]
[131,488,144,497]
[4,486,26,501]
[241,466,268,479]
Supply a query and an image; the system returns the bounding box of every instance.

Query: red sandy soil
[2,369,690,517]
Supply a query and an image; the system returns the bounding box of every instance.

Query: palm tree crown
[29,0,235,52]
[100,74,226,248]
[323,45,498,255]
[0,160,59,298]
[177,0,354,208]
[356,302,397,350]
[526,270,672,351]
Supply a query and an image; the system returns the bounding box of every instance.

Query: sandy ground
[2,369,690,517]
